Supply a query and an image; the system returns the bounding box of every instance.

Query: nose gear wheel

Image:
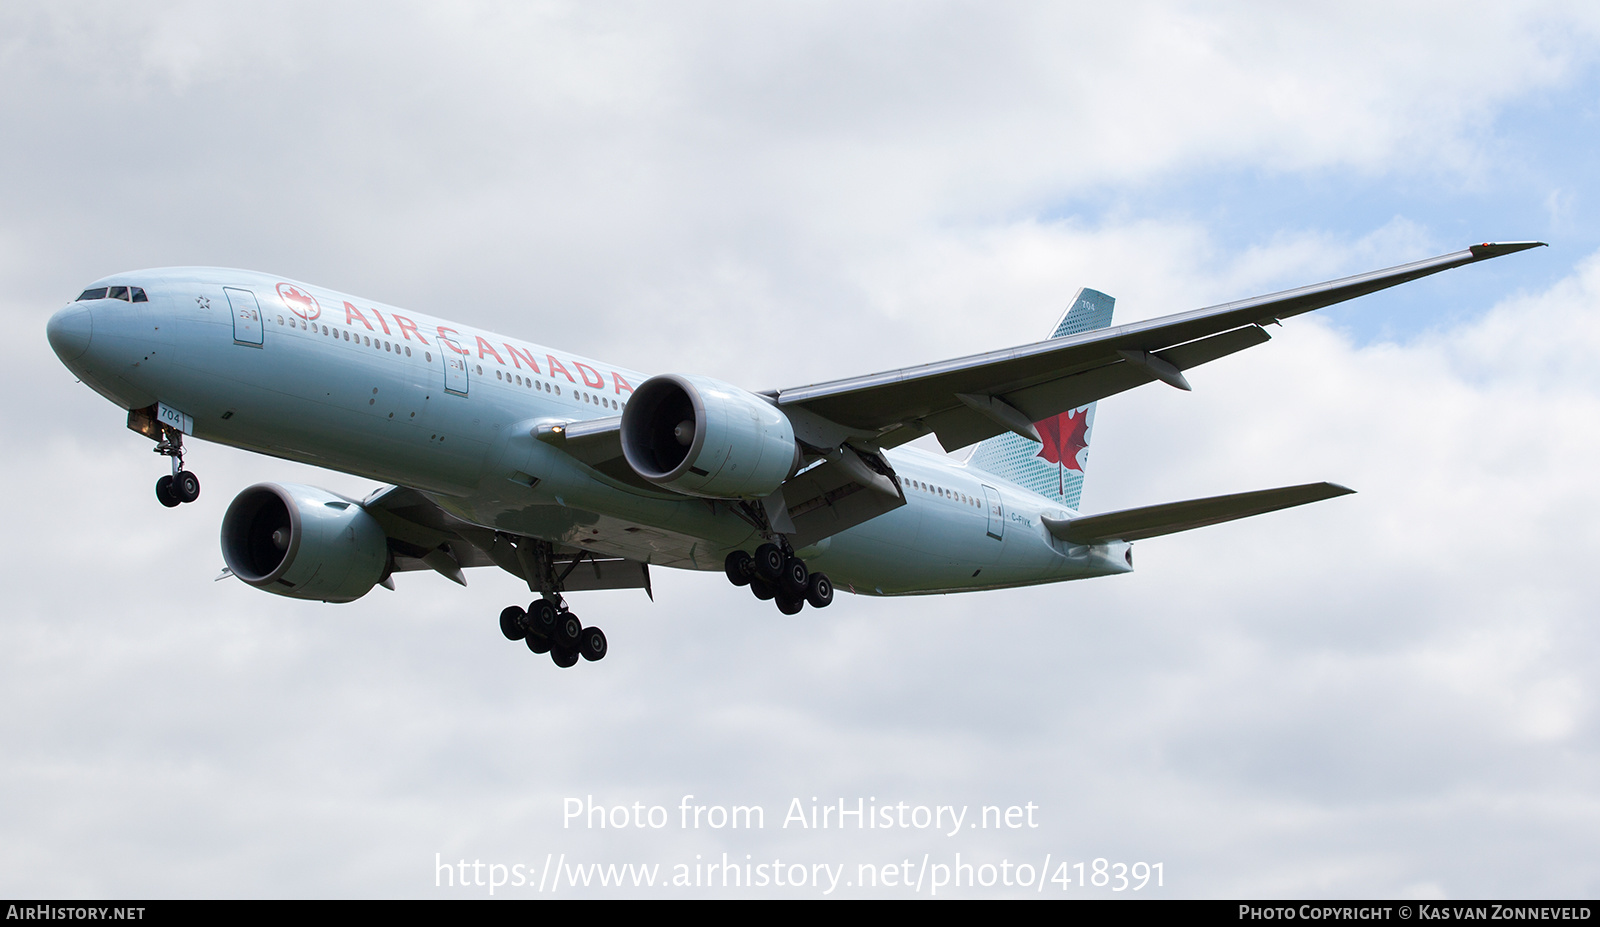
[147,423,201,507]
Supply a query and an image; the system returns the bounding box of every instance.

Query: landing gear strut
[152,428,200,508]
[725,544,834,614]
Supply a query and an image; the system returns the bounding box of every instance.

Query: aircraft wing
[773,242,1545,451]
[361,485,652,593]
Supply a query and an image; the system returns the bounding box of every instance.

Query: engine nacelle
[620,373,800,499]
[220,483,388,603]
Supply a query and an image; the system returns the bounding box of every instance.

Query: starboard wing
[773,242,1544,452]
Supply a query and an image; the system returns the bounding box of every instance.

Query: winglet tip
[1469,241,1548,260]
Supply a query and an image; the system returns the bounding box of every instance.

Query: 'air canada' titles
[276,283,638,396]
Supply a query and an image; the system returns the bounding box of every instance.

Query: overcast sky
[4,2,1599,898]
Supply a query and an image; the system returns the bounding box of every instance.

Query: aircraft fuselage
[47,267,1131,598]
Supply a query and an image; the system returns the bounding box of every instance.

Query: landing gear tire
[174,470,200,503]
[550,647,579,668]
[499,606,527,641]
[750,578,776,601]
[155,475,180,508]
[527,599,559,639]
[553,612,583,649]
[781,557,809,596]
[525,634,551,655]
[724,550,753,587]
[579,626,607,662]
[805,573,834,609]
[754,543,785,584]
[776,595,804,616]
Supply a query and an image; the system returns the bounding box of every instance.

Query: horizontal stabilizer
[1041,481,1354,545]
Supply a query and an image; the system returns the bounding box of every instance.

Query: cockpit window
[75,285,147,302]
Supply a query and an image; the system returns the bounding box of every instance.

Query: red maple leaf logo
[1034,407,1090,495]
[276,283,321,321]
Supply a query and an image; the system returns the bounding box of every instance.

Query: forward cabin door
[224,287,263,346]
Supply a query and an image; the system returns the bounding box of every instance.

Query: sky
[3,1,1599,899]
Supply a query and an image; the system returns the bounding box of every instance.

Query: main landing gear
[153,429,200,508]
[724,543,834,614]
[498,595,607,668]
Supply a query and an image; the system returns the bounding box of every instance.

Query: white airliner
[46,242,1543,667]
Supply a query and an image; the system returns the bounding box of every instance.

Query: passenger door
[443,350,469,396]
[982,484,1004,540]
[225,287,263,346]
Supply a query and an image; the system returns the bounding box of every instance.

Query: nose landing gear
[152,428,200,507]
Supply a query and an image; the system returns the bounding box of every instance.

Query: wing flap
[545,555,653,593]
[363,484,652,592]
[780,447,907,549]
[913,324,1275,452]
[1042,481,1355,544]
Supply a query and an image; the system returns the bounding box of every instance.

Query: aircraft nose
[47,303,94,362]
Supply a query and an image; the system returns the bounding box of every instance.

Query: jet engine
[220,483,388,603]
[620,374,801,499]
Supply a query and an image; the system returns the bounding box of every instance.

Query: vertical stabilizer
[966,288,1115,511]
